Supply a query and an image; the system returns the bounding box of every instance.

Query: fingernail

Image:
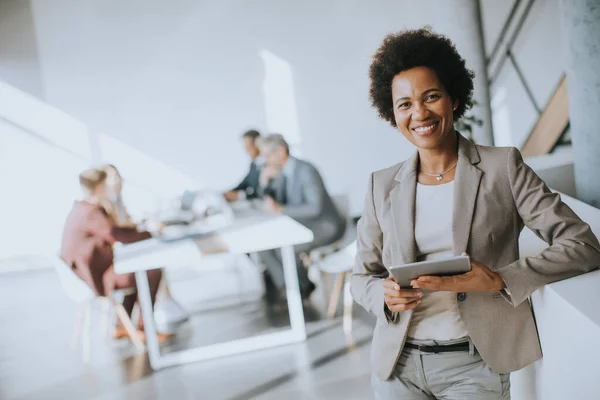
[394,285,399,291]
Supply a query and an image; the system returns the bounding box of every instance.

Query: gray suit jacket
[268,156,345,248]
[351,134,600,381]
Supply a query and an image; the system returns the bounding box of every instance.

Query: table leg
[281,245,306,340]
[135,270,162,369]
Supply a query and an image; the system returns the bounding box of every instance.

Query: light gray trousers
[371,338,511,399]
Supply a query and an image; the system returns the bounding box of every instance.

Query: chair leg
[71,303,86,350]
[342,271,354,336]
[113,300,145,352]
[82,302,92,364]
[327,273,345,318]
[320,269,331,305]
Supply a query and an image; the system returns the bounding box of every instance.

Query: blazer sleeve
[111,227,152,244]
[232,167,252,192]
[282,166,324,220]
[497,147,600,306]
[88,207,151,245]
[350,173,397,322]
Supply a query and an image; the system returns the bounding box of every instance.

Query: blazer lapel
[452,134,483,255]
[391,152,419,264]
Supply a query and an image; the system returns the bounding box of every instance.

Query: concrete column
[560,0,600,207]
[433,0,495,146]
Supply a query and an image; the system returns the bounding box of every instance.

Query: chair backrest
[331,194,350,220]
[49,255,95,303]
[318,240,357,274]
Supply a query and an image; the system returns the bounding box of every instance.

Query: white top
[407,181,469,341]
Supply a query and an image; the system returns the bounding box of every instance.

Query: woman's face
[90,180,108,199]
[105,167,123,195]
[391,66,457,151]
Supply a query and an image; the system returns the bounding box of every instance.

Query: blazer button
[457,292,467,302]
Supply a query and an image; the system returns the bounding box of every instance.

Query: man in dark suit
[224,130,262,201]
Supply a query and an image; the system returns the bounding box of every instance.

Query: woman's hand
[382,277,423,312]
[223,191,239,202]
[411,253,506,292]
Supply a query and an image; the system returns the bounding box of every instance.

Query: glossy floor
[0,267,376,400]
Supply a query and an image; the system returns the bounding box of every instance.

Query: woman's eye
[425,94,440,101]
[398,102,410,109]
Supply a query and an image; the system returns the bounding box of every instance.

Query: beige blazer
[351,134,600,381]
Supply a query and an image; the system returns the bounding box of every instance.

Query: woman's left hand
[411,253,506,292]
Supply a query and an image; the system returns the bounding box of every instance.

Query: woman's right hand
[382,277,423,312]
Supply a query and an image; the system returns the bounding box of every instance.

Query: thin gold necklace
[421,163,457,181]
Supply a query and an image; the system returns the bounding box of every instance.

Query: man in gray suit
[258,134,346,302]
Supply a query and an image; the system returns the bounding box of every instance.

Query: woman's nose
[412,102,430,120]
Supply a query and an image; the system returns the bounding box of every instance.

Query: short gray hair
[257,134,289,154]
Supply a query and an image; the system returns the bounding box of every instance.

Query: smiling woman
[352,27,600,400]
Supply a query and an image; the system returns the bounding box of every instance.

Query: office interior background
[1,0,599,399]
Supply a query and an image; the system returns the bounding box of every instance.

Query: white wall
[0,80,200,262]
[0,0,495,218]
[0,0,44,98]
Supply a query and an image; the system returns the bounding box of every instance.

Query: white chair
[303,195,357,331]
[310,195,352,256]
[304,194,353,274]
[313,241,357,335]
[50,255,144,362]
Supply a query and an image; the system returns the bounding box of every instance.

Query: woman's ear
[453,100,459,111]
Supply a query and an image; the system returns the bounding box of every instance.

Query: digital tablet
[389,255,471,288]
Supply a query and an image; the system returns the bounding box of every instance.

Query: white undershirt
[407,181,469,341]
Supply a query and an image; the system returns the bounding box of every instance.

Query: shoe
[113,327,173,344]
[136,329,174,344]
[112,326,131,339]
[137,328,175,344]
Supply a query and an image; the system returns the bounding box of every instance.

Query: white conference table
[114,206,314,370]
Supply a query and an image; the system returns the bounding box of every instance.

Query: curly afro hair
[369,27,474,127]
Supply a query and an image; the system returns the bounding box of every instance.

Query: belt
[405,342,470,353]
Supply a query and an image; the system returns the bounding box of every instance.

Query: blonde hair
[79,167,121,224]
[79,168,107,196]
[103,163,120,176]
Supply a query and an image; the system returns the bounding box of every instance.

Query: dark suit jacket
[60,200,151,296]
[232,161,260,199]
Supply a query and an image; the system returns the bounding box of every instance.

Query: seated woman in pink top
[60,168,167,341]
